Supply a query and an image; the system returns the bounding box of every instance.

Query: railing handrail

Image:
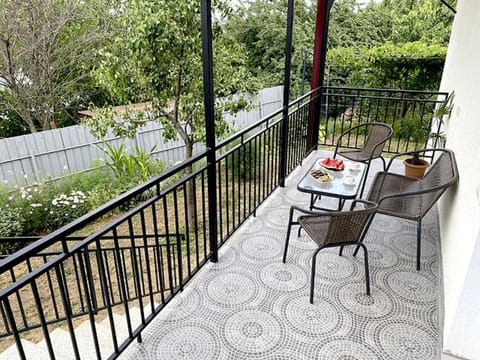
[322,85,449,97]
[319,91,447,104]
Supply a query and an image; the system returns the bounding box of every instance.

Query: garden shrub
[0,207,25,254]
[46,190,90,231]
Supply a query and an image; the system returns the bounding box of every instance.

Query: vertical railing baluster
[162,196,175,295]
[30,279,55,359]
[54,265,80,360]
[78,251,102,359]
[128,219,145,324]
[94,238,120,353]
[140,211,155,314]
[150,202,164,304]
[3,298,26,360]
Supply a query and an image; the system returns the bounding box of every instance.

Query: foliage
[91,0,255,161]
[0,153,166,238]
[224,0,315,95]
[0,206,25,254]
[0,0,110,133]
[325,0,454,90]
[94,142,166,183]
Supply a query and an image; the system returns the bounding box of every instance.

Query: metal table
[297,158,367,211]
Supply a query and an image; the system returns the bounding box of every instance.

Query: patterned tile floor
[120,150,441,360]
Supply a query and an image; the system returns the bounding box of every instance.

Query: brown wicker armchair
[283,199,378,303]
[334,122,393,197]
[364,148,458,270]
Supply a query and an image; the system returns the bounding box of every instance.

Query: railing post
[200,0,218,262]
[279,0,295,187]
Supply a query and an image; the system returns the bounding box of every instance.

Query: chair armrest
[290,200,378,219]
[350,199,379,210]
[385,148,442,171]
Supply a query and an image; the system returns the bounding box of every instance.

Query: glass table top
[297,158,367,199]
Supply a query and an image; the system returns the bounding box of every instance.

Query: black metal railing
[0,88,318,359]
[318,87,449,159]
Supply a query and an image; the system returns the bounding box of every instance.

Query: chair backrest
[417,149,458,216]
[325,205,377,245]
[364,123,393,158]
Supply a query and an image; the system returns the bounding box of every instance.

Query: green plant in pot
[401,93,454,178]
[398,114,430,178]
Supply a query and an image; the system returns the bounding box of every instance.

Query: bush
[46,190,90,231]
[0,207,25,254]
[0,144,167,239]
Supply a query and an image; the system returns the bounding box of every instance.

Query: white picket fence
[0,86,283,186]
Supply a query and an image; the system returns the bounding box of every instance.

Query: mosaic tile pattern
[120,151,440,360]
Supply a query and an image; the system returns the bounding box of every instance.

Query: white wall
[438,0,480,358]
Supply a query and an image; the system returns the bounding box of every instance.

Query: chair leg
[283,209,295,263]
[353,213,376,257]
[310,247,323,304]
[380,156,387,171]
[416,218,422,271]
[297,226,302,237]
[359,161,371,199]
[339,246,344,257]
[358,243,371,296]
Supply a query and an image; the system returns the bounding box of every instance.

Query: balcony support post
[307,0,334,152]
[279,0,295,187]
[200,0,218,262]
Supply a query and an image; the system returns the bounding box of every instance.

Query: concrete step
[0,303,159,360]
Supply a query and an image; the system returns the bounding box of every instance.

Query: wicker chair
[283,199,378,303]
[334,122,393,197]
[365,148,458,270]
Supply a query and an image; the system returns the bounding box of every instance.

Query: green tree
[90,0,253,161]
[225,0,315,95]
[89,0,255,228]
[325,0,453,90]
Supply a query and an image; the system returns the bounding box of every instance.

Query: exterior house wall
[438,0,480,358]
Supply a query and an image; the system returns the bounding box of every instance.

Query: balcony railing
[0,86,448,359]
[318,87,448,161]
[0,88,318,359]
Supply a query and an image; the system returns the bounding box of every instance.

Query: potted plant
[402,93,454,178]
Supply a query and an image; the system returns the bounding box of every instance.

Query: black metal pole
[200,0,218,262]
[279,0,295,187]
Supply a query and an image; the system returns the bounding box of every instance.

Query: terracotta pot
[404,158,429,178]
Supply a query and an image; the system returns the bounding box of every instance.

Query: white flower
[52,199,58,206]
[8,195,14,201]
[72,204,77,209]
[30,203,42,208]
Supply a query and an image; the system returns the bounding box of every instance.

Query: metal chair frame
[283,199,378,303]
[359,148,459,270]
